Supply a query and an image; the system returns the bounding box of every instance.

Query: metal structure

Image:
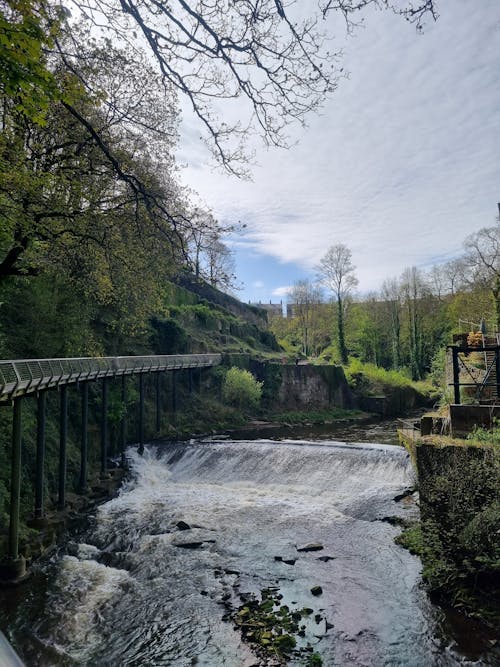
[448,345,500,404]
[0,354,221,402]
[0,353,222,582]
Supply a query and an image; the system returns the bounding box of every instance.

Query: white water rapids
[1,438,490,666]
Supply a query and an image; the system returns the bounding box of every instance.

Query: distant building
[249,300,284,318]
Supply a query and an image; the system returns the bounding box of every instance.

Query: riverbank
[398,431,500,630]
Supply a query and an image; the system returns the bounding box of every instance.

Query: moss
[231,588,323,664]
[400,441,500,625]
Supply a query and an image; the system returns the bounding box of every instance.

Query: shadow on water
[227,416,405,446]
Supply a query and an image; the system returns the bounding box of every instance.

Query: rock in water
[176,520,191,531]
[310,586,323,596]
[296,543,323,552]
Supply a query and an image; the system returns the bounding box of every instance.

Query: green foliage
[467,421,500,447]
[346,358,429,392]
[151,316,189,354]
[222,367,263,410]
[406,444,500,622]
[232,588,323,664]
[0,0,64,122]
[256,362,282,407]
[395,523,424,555]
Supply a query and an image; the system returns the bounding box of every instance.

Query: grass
[345,358,434,396]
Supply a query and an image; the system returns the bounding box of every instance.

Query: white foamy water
[3,438,490,666]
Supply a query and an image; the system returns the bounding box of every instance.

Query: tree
[222,367,263,410]
[0,0,436,174]
[289,279,322,356]
[381,277,402,369]
[204,238,237,293]
[463,217,500,330]
[317,244,358,364]
[0,0,64,122]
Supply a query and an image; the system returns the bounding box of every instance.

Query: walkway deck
[0,354,222,402]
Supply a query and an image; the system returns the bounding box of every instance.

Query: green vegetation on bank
[398,433,500,625]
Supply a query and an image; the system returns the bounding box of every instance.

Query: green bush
[222,366,263,410]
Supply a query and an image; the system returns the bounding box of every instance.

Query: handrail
[0,354,222,402]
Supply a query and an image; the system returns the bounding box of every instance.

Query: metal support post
[58,385,68,510]
[138,373,145,455]
[120,375,127,465]
[34,392,46,518]
[452,346,460,405]
[8,398,22,560]
[171,370,177,413]
[496,349,500,400]
[79,383,88,492]
[101,377,108,476]
[155,372,161,433]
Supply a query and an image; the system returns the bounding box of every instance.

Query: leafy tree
[317,244,358,364]
[0,0,64,122]
[222,366,263,410]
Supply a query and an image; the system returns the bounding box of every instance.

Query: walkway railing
[0,354,222,402]
[0,353,223,582]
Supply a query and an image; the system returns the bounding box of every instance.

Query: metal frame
[0,354,222,402]
[448,345,500,404]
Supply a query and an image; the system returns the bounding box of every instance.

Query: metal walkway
[0,354,222,402]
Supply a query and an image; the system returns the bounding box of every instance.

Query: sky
[177,0,500,304]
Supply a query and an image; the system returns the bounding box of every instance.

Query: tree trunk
[337,296,348,364]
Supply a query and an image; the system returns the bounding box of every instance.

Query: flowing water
[0,426,497,666]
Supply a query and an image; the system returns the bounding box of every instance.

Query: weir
[0,354,222,584]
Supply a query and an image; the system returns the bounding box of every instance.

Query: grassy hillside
[151,277,281,357]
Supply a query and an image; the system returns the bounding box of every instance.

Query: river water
[0,424,497,666]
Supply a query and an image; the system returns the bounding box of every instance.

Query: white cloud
[252,280,265,289]
[179,0,500,293]
[272,286,293,298]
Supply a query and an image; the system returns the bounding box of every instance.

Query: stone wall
[250,362,355,410]
[405,440,500,621]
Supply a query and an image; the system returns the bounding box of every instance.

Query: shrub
[222,366,263,410]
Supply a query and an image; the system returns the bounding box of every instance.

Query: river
[0,422,497,666]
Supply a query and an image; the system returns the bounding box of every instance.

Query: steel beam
[138,373,144,455]
[34,392,46,518]
[452,347,460,404]
[171,370,177,413]
[120,375,127,465]
[58,385,68,510]
[79,383,88,492]
[8,398,22,560]
[155,372,161,433]
[101,377,108,476]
